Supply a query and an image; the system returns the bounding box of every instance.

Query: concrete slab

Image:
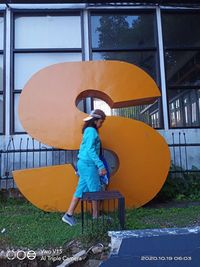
[100,227,200,267]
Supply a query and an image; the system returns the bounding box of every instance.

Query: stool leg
[118,197,125,230]
[81,200,84,234]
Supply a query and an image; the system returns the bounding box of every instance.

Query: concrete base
[100,227,200,267]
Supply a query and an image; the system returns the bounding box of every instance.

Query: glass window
[90,11,162,129]
[0,15,4,134]
[13,12,83,134]
[0,16,4,50]
[14,52,82,90]
[162,11,200,128]
[165,51,200,86]
[91,13,156,49]
[14,93,24,133]
[93,51,158,83]
[0,55,3,91]
[162,13,200,48]
[192,102,197,123]
[15,15,81,49]
[93,99,111,115]
[191,90,199,125]
[168,89,200,127]
[198,89,200,113]
[111,100,161,128]
[151,112,159,128]
[0,95,3,133]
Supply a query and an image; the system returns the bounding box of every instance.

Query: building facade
[0,1,200,186]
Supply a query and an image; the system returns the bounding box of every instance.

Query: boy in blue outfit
[62,109,107,226]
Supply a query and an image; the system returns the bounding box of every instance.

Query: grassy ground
[0,198,200,250]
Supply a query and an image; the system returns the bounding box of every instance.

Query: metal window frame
[88,8,164,129]
[0,11,6,135]
[2,0,200,4]
[161,9,200,129]
[10,8,85,134]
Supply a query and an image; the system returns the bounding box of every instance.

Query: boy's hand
[99,168,107,176]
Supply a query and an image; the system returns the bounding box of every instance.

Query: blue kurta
[74,127,105,198]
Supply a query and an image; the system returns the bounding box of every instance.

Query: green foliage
[156,163,200,202]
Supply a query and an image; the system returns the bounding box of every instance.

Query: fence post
[0,150,2,180]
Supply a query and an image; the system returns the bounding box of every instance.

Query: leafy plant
[155,163,200,202]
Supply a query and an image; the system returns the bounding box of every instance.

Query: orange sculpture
[13,61,170,212]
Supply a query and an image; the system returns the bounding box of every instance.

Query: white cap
[83,110,102,121]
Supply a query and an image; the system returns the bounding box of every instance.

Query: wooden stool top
[82,190,124,201]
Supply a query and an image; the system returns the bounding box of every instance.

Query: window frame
[162,9,200,129]
[0,10,5,135]
[88,9,164,129]
[11,9,85,134]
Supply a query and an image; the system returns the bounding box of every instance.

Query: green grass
[0,199,200,250]
[126,206,200,229]
[0,199,81,249]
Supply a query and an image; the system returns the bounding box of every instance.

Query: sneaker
[62,213,76,226]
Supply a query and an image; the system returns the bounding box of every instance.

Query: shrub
[155,163,200,202]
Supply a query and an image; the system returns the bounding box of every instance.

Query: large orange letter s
[13,61,170,211]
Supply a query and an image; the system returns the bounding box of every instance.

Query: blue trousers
[74,159,101,198]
